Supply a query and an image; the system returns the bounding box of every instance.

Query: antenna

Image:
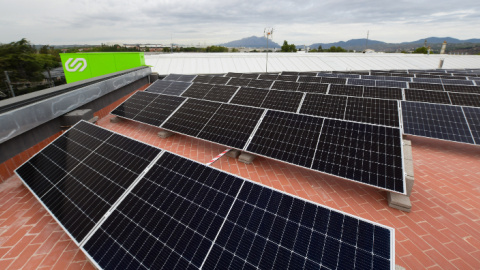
[264,27,274,73]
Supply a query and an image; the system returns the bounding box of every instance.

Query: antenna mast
[264,27,274,73]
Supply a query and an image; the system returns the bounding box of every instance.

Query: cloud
[0,0,479,45]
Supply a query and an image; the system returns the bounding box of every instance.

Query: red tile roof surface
[1,85,479,269]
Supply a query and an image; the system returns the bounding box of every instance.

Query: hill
[220,36,281,48]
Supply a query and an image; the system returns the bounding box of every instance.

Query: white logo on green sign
[65,58,87,72]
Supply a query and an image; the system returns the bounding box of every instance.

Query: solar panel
[241,73,260,79]
[111,91,158,120]
[297,82,328,94]
[344,97,400,127]
[81,150,394,270]
[412,78,442,84]
[408,82,444,91]
[227,78,252,87]
[298,71,318,76]
[209,76,231,85]
[271,81,300,91]
[443,84,480,94]
[181,83,213,99]
[404,89,451,104]
[147,81,192,96]
[192,75,213,84]
[329,84,364,97]
[317,73,338,78]
[261,90,304,112]
[130,95,187,127]
[146,80,172,92]
[384,76,412,82]
[321,77,347,84]
[229,87,269,108]
[277,75,298,82]
[449,93,480,107]
[363,86,403,100]
[281,71,299,76]
[299,93,347,119]
[226,72,243,78]
[161,99,221,136]
[401,101,475,144]
[176,74,197,82]
[462,107,480,144]
[297,76,323,83]
[363,75,385,81]
[257,74,279,81]
[312,119,404,193]
[441,79,473,85]
[247,79,273,89]
[163,74,182,81]
[15,121,162,243]
[197,104,264,149]
[245,110,324,167]
[336,74,360,79]
[347,79,376,87]
[203,85,239,103]
[376,81,407,89]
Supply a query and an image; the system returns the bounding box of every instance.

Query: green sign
[60,52,146,83]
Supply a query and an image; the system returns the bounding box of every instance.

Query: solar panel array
[112,92,406,194]
[146,80,192,96]
[17,121,395,270]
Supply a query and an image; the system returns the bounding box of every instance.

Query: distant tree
[206,45,228,52]
[231,48,239,52]
[281,40,297,52]
[325,46,347,52]
[309,48,318,52]
[318,45,324,52]
[413,47,429,54]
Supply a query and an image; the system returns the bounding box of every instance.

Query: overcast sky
[1,0,479,46]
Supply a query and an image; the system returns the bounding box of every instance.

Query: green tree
[326,46,347,52]
[318,45,324,52]
[413,47,429,54]
[206,45,228,52]
[281,40,297,52]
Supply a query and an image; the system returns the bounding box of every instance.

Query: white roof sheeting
[145,53,480,75]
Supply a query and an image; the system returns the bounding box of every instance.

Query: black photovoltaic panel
[257,74,279,81]
[197,104,264,149]
[203,85,239,103]
[441,79,473,86]
[206,181,392,270]
[84,152,244,269]
[84,151,394,270]
[209,76,230,85]
[376,81,408,89]
[443,84,480,94]
[412,78,442,84]
[449,93,480,107]
[297,82,328,94]
[281,71,299,76]
[227,78,252,87]
[181,83,213,99]
[229,87,269,107]
[320,77,346,84]
[132,95,186,127]
[192,75,213,84]
[344,97,399,127]
[241,73,260,79]
[347,78,376,87]
[297,76,322,83]
[329,84,364,97]
[111,91,157,120]
[462,107,480,144]
[298,72,318,76]
[277,75,298,82]
[261,90,303,112]
[401,101,475,144]
[148,81,192,96]
[405,89,451,104]
[336,74,360,79]
[300,93,347,119]
[15,121,161,243]
[147,80,172,92]
[271,81,300,91]
[317,72,337,78]
[161,99,221,136]
[226,72,243,78]
[384,76,412,82]
[363,87,403,100]
[312,119,404,193]
[409,82,444,91]
[391,73,414,78]
[247,79,273,89]
[163,74,196,82]
[163,74,181,81]
[363,75,385,81]
[246,110,324,167]
[442,76,468,80]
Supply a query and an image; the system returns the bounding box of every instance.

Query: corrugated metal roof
[145,53,480,75]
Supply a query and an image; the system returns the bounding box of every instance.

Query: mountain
[308,39,386,51]
[402,37,480,44]
[220,36,281,48]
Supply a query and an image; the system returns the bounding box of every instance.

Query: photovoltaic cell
[148,81,192,96]
[449,93,480,107]
[247,79,273,89]
[297,82,328,94]
[15,121,161,243]
[297,76,322,83]
[462,107,480,144]
[276,75,298,82]
[321,77,346,84]
[161,99,221,136]
[312,119,404,193]
[363,86,403,100]
[226,72,243,78]
[376,80,407,89]
[197,104,264,149]
[329,84,364,97]
[404,89,451,104]
[412,78,442,84]
[409,82,444,91]
[246,110,324,167]
[146,80,172,93]
[132,95,187,127]
[261,90,303,112]
[299,93,347,119]
[298,72,317,76]
[344,97,400,127]
[337,74,360,79]
[111,91,158,120]
[181,83,213,99]
[192,75,213,84]
[229,87,269,108]
[443,84,480,94]
[401,101,475,144]
[347,78,376,87]
[441,79,474,86]
[227,78,252,87]
[241,73,260,79]
[257,74,279,81]
[209,76,230,85]
[281,71,299,76]
[163,74,182,81]
[271,81,299,91]
[203,85,239,103]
